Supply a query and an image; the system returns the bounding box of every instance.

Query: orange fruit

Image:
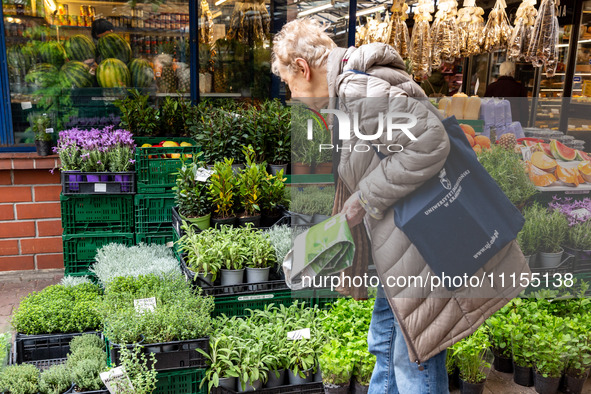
[465,134,475,147]
[474,135,491,149]
[473,144,482,154]
[460,124,476,137]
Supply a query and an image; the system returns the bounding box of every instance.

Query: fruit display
[64,34,96,63]
[457,0,484,57]
[549,139,577,161]
[129,58,155,88]
[460,123,490,153]
[480,0,512,53]
[25,63,59,89]
[430,0,460,69]
[96,58,131,88]
[387,0,411,59]
[39,41,66,68]
[154,54,177,93]
[527,0,559,77]
[226,0,270,46]
[410,0,434,80]
[498,133,517,150]
[59,61,95,89]
[198,0,214,46]
[508,0,537,62]
[97,33,132,64]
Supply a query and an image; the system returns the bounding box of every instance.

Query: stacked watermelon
[129,58,155,88]
[64,35,96,62]
[25,63,59,89]
[97,58,131,88]
[59,61,95,88]
[97,33,131,63]
[39,41,66,68]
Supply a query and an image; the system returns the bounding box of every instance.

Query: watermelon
[523,140,537,147]
[60,61,95,88]
[576,150,591,162]
[539,142,552,157]
[550,139,577,161]
[64,35,96,62]
[97,33,131,64]
[129,58,155,88]
[7,45,34,75]
[25,63,59,88]
[96,58,130,88]
[39,41,66,68]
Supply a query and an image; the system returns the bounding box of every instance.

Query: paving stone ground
[0,270,589,393]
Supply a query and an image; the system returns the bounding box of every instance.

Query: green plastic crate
[456,119,484,134]
[172,228,181,261]
[60,194,135,234]
[155,368,206,394]
[62,233,134,275]
[136,229,174,246]
[135,194,176,233]
[134,137,199,193]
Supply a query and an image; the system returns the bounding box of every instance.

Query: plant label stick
[134,297,157,315]
[287,328,311,340]
[100,367,134,393]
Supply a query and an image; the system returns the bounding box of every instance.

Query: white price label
[94,183,107,193]
[45,128,54,134]
[287,328,311,340]
[156,71,161,77]
[134,297,156,314]
[165,241,174,248]
[195,167,214,182]
[570,208,591,219]
[101,367,134,393]
[521,146,532,162]
[21,102,32,110]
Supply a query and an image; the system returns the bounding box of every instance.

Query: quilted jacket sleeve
[338,75,450,219]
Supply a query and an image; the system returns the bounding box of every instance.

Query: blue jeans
[368,286,449,394]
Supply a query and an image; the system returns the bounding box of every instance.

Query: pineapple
[498,133,517,151]
[176,62,191,93]
[155,54,177,93]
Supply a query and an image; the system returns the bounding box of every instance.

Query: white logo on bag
[439,169,452,190]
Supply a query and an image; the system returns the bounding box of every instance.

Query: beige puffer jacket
[327,43,531,367]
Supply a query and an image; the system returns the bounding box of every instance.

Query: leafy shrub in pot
[39,363,71,394]
[452,326,492,386]
[531,315,568,392]
[209,158,238,222]
[318,340,354,391]
[173,154,212,228]
[0,364,39,394]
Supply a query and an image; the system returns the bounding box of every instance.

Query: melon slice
[556,165,581,186]
[578,161,591,183]
[523,140,538,147]
[528,163,557,187]
[538,142,552,157]
[530,151,557,172]
[550,139,577,161]
[576,150,591,162]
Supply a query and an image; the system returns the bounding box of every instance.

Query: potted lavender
[549,196,591,270]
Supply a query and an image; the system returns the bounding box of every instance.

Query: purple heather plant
[548,196,591,226]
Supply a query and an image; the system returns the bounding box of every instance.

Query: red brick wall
[0,154,63,272]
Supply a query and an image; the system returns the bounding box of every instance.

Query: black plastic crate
[24,358,67,371]
[65,386,109,394]
[564,247,591,274]
[212,382,324,394]
[107,337,209,371]
[61,171,136,195]
[14,331,101,364]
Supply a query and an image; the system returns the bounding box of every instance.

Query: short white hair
[271,18,337,77]
[499,61,516,77]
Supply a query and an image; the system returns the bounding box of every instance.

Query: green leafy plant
[485,312,513,359]
[531,315,568,378]
[0,364,40,394]
[318,340,354,385]
[11,283,102,335]
[39,364,71,394]
[537,206,569,253]
[198,336,240,391]
[178,223,224,280]
[29,113,53,142]
[114,89,160,137]
[159,96,192,137]
[289,186,335,216]
[260,170,289,217]
[566,221,591,251]
[286,339,316,378]
[563,315,591,378]
[263,100,291,165]
[234,341,274,391]
[238,145,264,217]
[66,333,107,392]
[518,205,542,256]
[173,155,212,218]
[111,345,157,394]
[452,326,492,384]
[209,158,238,219]
[477,147,538,207]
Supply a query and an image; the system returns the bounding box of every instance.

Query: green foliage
[173,155,212,218]
[237,145,264,216]
[265,225,306,268]
[159,96,193,137]
[531,315,568,378]
[478,147,537,207]
[11,283,102,335]
[519,203,568,254]
[112,345,157,394]
[0,364,40,394]
[69,334,105,355]
[39,364,71,394]
[451,326,491,384]
[209,158,238,219]
[518,204,542,256]
[318,340,354,385]
[484,312,513,359]
[101,274,214,345]
[259,169,288,217]
[114,89,160,137]
[28,113,53,142]
[566,221,591,251]
[70,358,106,391]
[289,186,335,216]
[259,100,291,165]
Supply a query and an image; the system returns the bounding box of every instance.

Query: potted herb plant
[565,221,591,264]
[237,145,264,227]
[244,229,276,284]
[259,170,289,227]
[178,225,223,285]
[537,208,569,268]
[30,112,53,156]
[563,317,591,394]
[511,320,535,387]
[264,336,289,388]
[518,206,542,266]
[286,339,316,385]
[235,342,274,392]
[312,126,333,174]
[291,105,315,175]
[219,227,247,287]
[318,340,354,394]
[485,313,514,373]
[531,317,567,394]
[209,158,238,228]
[0,364,40,394]
[173,156,212,231]
[39,363,71,394]
[453,327,492,394]
[114,89,160,137]
[262,100,291,175]
[199,336,240,392]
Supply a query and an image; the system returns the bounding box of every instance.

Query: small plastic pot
[563,370,589,394]
[266,369,286,388]
[246,267,270,284]
[212,216,236,229]
[221,269,244,287]
[323,380,351,394]
[513,363,534,387]
[237,215,261,228]
[493,353,513,373]
[459,378,485,394]
[237,378,262,392]
[218,376,237,391]
[288,368,313,385]
[533,371,560,394]
[352,381,369,394]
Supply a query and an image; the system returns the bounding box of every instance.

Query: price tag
[94,183,107,193]
[165,241,174,248]
[570,208,591,219]
[156,71,161,77]
[237,294,274,301]
[134,297,156,314]
[21,102,32,110]
[100,367,134,393]
[195,168,214,182]
[287,328,311,340]
[521,146,532,162]
[574,76,582,82]
[45,128,54,134]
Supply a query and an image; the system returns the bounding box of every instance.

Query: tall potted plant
[485,313,514,373]
[511,320,536,387]
[173,156,212,231]
[219,226,247,287]
[262,100,291,175]
[537,208,569,268]
[563,317,591,394]
[518,206,542,266]
[237,145,264,227]
[318,340,354,394]
[199,337,241,392]
[286,339,316,385]
[531,317,567,394]
[209,158,238,228]
[244,230,276,284]
[259,170,289,227]
[453,327,492,394]
[30,112,53,156]
[178,225,223,285]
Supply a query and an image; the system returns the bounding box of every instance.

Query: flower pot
[266,369,286,388]
[35,140,52,156]
[288,368,313,385]
[292,212,313,226]
[292,163,312,175]
[563,370,590,394]
[312,214,331,225]
[65,171,82,192]
[448,367,460,391]
[197,272,213,287]
[114,174,132,192]
[352,381,369,394]
[534,372,560,394]
[493,353,513,373]
[221,268,244,288]
[237,215,261,228]
[211,216,236,229]
[269,164,288,176]
[99,175,109,182]
[323,380,351,394]
[314,162,333,174]
[539,249,564,268]
[218,376,237,391]
[184,212,212,231]
[513,363,534,387]
[314,365,322,382]
[246,267,270,283]
[459,378,486,394]
[238,378,263,392]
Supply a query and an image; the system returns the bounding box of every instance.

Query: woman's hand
[341,192,366,227]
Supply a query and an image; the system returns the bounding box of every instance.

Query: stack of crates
[60,191,135,278]
[134,137,199,246]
